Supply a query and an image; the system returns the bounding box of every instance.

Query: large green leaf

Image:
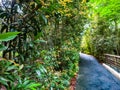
[0,32,20,42]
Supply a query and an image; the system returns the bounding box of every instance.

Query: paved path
[75,53,120,90]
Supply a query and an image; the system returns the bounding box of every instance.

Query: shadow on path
[75,53,120,90]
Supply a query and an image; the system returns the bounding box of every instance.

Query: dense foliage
[0,0,84,89]
[81,0,120,60]
[1,0,119,89]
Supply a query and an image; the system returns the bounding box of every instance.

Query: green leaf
[0,32,20,42]
[19,64,24,71]
[0,12,8,18]
[41,14,47,25]
[34,39,47,43]
[0,76,9,86]
[34,0,40,4]
[36,70,41,78]
[0,44,7,51]
[34,32,42,40]
[28,83,41,88]
[23,80,30,86]
[6,65,17,71]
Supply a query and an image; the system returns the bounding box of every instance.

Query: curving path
[75,53,120,90]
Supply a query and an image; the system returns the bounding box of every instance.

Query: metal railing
[104,54,120,72]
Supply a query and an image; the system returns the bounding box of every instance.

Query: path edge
[102,63,120,80]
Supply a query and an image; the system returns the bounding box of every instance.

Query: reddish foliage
[0,85,7,90]
[69,74,78,90]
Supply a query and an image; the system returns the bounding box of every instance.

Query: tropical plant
[0,0,84,89]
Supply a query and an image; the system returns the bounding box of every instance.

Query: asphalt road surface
[75,53,120,90]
